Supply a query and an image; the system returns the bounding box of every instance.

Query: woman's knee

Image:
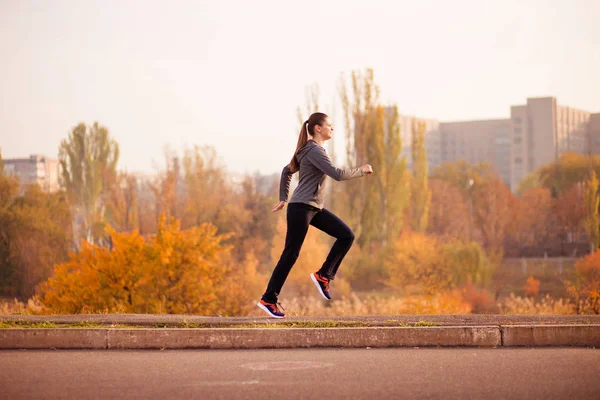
[344,230,355,244]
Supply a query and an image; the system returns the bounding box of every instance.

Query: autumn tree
[0,164,20,296]
[297,82,320,126]
[427,178,469,241]
[383,232,491,295]
[105,171,139,233]
[430,160,496,243]
[524,276,541,298]
[380,105,409,243]
[516,171,542,197]
[472,175,517,262]
[566,250,600,314]
[508,187,556,253]
[40,214,234,314]
[137,178,158,235]
[58,121,119,248]
[230,175,278,266]
[554,183,586,246]
[584,171,600,253]
[338,68,379,246]
[410,119,431,233]
[180,145,228,229]
[538,152,600,196]
[0,182,71,300]
[149,147,182,223]
[338,69,409,248]
[431,160,494,193]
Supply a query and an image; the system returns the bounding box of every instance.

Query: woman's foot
[257,299,285,318]
[310,272,331,300]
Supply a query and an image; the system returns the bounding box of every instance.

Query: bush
[383,232,493,295]
[39,215,233,314]
[566,250,600,314]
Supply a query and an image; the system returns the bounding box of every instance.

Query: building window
[515,157,522,164]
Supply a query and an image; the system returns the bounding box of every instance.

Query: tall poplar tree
[58,122,119,248]
[584,170,600,253]
[411,119,431,233]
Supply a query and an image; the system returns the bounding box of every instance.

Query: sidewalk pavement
[1,314,599,349]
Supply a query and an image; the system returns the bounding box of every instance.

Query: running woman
[257,112,373,318]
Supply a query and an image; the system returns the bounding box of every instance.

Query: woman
[257,112,373,318]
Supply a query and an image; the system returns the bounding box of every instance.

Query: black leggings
[261,202,355,303]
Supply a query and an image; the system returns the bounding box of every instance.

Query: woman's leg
[309,208,355,280]
[261,203,318,303]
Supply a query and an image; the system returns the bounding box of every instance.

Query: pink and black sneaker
[257,299,285,318]
[310,272,332,300]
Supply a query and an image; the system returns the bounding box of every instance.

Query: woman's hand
[272,201,286,212]
[361,164,374,174]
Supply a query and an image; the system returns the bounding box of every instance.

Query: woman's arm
[279,164,293,201]
[306,147,366,181]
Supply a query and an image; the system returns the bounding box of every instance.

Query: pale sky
[1,0,599,176]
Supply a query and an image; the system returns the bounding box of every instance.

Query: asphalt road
[2,348,599,399]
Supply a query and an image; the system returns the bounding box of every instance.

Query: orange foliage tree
[554,183,586,245]
[39,214,235,315]
[472,176,517,261]
[427,178,469,241]
[566,250,600,314]
[524,276,541,298]
[508,187,556,253]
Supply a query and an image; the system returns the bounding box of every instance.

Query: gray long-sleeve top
[279,139,365,209]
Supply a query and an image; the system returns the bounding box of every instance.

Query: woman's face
[316,117,333,141]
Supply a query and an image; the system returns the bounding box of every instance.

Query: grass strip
[1,319,440,329]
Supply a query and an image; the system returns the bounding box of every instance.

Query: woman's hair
[289,112,328,173]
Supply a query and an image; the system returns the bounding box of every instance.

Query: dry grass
[0,296,47,315]
[251,292,474,317]
[1,291,584,317]
[497,293,575,315]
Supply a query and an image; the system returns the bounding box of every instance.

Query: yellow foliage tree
[384,232,451,295]
[384,232,493,295]
[566,250,600,314]
[39,214,233,314]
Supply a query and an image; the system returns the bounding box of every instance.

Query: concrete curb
[502,324,600,347]
[1,325,599,349]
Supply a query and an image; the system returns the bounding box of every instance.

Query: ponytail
[289,112,327,173]
[289,121,309,173]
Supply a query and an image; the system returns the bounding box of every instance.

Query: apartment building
[2,154,61,193]
[439,119,511,186]
[509,97,597,190]
[436,97,597,191]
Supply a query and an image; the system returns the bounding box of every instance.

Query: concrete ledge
[109,326,501,349]
[502,324,600,347]
[0,326,501,349]
[0,328,107,349]
[2,325,599,349]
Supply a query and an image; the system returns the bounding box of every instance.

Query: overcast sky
[1,0,599,176]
